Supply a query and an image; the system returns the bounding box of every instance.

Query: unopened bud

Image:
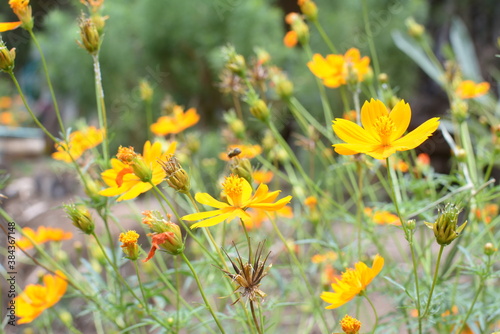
[139,80,153,102]
[230,158,253,185]
[378,73,389,84]
[484,242,497,256]
[406,17,425,38]
[78,15,101,55]
[0,43,16,72]
[451,100,468,122]
[249,99,270,122]
[406,219,416,230]
[64,204,95,234]
[454,147,467,162]
[299,0,318,21]
[424,204,467,246]
[159,155,190,194]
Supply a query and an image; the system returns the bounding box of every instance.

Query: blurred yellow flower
[332,99,440,159]
[150,105,199,136]
[0,96,13,109]
[182,174,292,228]
[16,227,73,250]
[9,0,32,27]
[0,111,17,126]
[245,205,293,230]
[219,144,262,161]
[307,48,370,88]
[99,141,176,201]
[311,251,338,264]
[456,80,490,99]
[364,207,401,226]
[15,270,67,324]
[321,254,384,309]
[0,21,21,32]
[304,195,318,209]
[475,203,498,224]
[252,170,274,184]
[52,126,105,162]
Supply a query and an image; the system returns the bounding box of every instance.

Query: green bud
[64,204,95,234]
[424,204,467,246]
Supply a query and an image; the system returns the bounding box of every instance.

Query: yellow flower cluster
[52,126,105,162]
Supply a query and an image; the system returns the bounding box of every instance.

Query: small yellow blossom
[456,80,490,99]
[252,170,274,184]
[311,251,338,264]
[364,207,401,226]
[150,105,200,136]
[16,227,73,250]
[52,126,104,162]
[321,255,384,309]
[119,230,140,260]
[182,174,292,228]
[340,314,362,334]
[332,99,440,159]
[219,144,262,161]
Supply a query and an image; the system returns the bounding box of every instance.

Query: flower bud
[378,73,389,84]
[230,157,253,185]
[424,204,467,246]
[9,0,33,30]
[406,219,416,230]
[340,314,361,334]
[78,14,101,55]
[139,79,153,102]
[159,155,190,194]
[454,146,467,162]
[0,42,16,72]
[299,0,318,21]
[484,242,497,256]
[405,17,425,39]
[119,230,140,261]
[451,100,468,122]
[249,99,270,122]
[64,204,95,234]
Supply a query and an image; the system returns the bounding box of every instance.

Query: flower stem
[27,28,65,134]
[145,98,153,141]
[92,54,109,162]
[421,244,445,318]
[240,218,252,261]
[181,252,226,334]
[133,260,150,313]
[363,293,379,334]
[250,301,263,334]
[312,20,337,53]
[361,0,380,86]
[7,71,57,142]
[386,158,422,334]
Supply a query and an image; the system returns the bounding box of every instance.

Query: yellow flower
[16,227,73,250]
[340,314,362,334]
[311,251,338,264]
[9,0,32,28]
[456,80,490,99]
[182,174,292,228]
[119,230,140,260]
[15,270,67,324]
[252,170,274,184]
[150,105,200,136]
[307,48,370,88]
[364,207,401,226]
[52,126,104,162]
[219,144,262,161]
[0,21,21,32]
[321,255,384,309]
[332,99,440,159]
[99,141,176,201]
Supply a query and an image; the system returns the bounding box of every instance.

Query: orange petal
[0,21,21,32]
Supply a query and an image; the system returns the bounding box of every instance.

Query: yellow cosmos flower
[456,80,490,99]
[16,227,73,250]
[364,207,401,226]
[321,254,384,309]
[340,314,362,334]
[307,48,370,88]
[52,126,104,162]
[99,141,176,201]
[182,174,292,229]
[332,99,440,159]
[150,105,200,136]
[9,0,32,27]
[15,270,67,324]
[219,144,262,161]
[0,21,21,32]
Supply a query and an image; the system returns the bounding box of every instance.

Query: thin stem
[250,301,263,334]
[92,54,109,162]
[133,260,150,313]
[145,99,153,141]
[361,0,380,86]
[421,245,445,318]
[8,71,58,142]
[386,158,422,334]
[363,293,379,334]
[312,20,337,53]
[181,252,226,334]
[240,218,252,261]
[27,28,65,133]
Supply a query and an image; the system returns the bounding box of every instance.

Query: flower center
[341,268,361,288]
[119,230,139,245]
[374,115,396,145]
[223,174,245,206]
[116,146,137,164]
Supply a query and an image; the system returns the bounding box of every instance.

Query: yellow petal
[182,209,222,221]
[190,209,241,228]
[0,21,21,32]
[360,99,388,139]
[250,195,292,211]
[333,143,379,156]
[388,99,411,141]
[332,119,379,145]
[195,192,229,209]
[117,182,152,201]
[365,145,398,160]
[392,117,440,150]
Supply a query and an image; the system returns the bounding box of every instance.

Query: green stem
[363,293,379,334]
[145,99,153,141]
[312,19,337,53]
[27,28,65,134]
[386,158,422,334]
[133,260,150,313]
[181,252,226,334]
[250,301,263,334]
[240,218,252,261]
[361,0,380,86]
[421,245,445,318]
[92,54,109,162]
[8,71,57,142]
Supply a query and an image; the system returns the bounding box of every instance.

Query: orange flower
[244,205,293,230]
[307,48,370,88]
[9,0,32,27]
[150,105,199,136]
[311,251,338,264]
[99,141,176,201]
[0,21,21,32]
[456,80,490,99]
[340,314,362,334]
[16,227,73,250]
[417,153,430,166]
[252,170,274,184]
[321,255,384,309]
[182,174,292,228]
[0,96,13,109]
[343,110,357,122]
[332,99,440,159]
[284,30,298,48]
[15,270,67,324]
[219,144,262,161]
[364,207,401,226]
[0,111,17,126]
[475,204,498,224]
[52,126,104,162]
[304,195,318,209]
